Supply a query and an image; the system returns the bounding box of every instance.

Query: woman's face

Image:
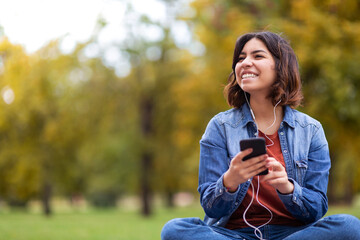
[235,38,276,97]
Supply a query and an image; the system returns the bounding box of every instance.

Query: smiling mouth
[241,73,257,79]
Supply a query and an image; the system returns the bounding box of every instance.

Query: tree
[0,37,126,214]
[111,1,201,215]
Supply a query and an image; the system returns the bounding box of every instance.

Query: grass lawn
[0,205,203,240]
[0,204,358,240]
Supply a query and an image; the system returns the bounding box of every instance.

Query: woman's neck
[249,95,283,135]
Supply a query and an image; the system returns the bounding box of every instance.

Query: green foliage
[0,38,134,208]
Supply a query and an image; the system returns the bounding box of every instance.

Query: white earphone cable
[243,93,281,240]
[242,176,273,240]
[263,99,281,147]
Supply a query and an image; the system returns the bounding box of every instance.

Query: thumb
[266,158,283,171]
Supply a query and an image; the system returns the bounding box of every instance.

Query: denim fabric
[161,214,360,240]
[198,104,330,227]
[161,104,360,239]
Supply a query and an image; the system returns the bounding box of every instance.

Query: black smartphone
[240,137,268,175]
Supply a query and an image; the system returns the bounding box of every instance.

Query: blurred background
[1,0,360,239]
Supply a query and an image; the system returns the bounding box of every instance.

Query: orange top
[225,131,303,229]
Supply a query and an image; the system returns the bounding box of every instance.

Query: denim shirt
[198,103,330,227]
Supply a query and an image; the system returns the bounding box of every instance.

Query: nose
[240,57,253,67]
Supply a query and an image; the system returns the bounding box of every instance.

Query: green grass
[0,204,358,240]
[327,205,360,217]
[0,205,204,240]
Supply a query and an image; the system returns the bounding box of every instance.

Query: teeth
[242,73,257,79]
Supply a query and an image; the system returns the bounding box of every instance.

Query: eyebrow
[240,50,268,55]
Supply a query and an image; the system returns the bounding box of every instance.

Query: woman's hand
[261,157,294,194]
[223,149,268,192]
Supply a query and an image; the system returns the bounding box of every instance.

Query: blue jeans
[161,214,360,240]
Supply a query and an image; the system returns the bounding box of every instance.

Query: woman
[161,31,360,240]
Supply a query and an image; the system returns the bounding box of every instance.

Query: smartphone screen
[240,138,268,175]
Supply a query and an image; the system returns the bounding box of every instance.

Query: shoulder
[289,108,322,130]
[211,108,245,128]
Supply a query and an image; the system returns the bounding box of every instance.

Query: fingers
[233,148,253,163]
[233,148,267,165]
[261,157,294,193]
[251,165,269,176]
[265,157,283,171]
[263,158,283,178]
[226,150,269,185]
[263,172,287,183]
[231,151,268,177]
[246,155,268,173]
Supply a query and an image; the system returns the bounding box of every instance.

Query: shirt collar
[240,103,296,129]
[282,105,295,128]
[240,103,256,128]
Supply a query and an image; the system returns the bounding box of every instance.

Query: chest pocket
[295,159,308,186]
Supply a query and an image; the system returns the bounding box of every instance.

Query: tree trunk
[140,96,154,217]
[166,190,174,208]
[327,151,339,205]
[42,181,52,216]
[344,177,354,205]
[141,152,152,216]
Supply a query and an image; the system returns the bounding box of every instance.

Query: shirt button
[280,132,284,135]
[283,150,288,153]
[219,189,223,193]
[294,197,297,201]
[235,202,238,205]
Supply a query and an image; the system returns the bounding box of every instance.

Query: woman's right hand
[223,149,268,192]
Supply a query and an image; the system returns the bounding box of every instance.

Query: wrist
[278,181,294,195]
[223,172,238,193]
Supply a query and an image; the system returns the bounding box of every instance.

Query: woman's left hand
[261,157,294,194]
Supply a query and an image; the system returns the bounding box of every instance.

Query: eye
[238,57,245,62]
[255,54,264,59]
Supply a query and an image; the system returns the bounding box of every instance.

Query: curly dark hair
[224,31,303,109]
